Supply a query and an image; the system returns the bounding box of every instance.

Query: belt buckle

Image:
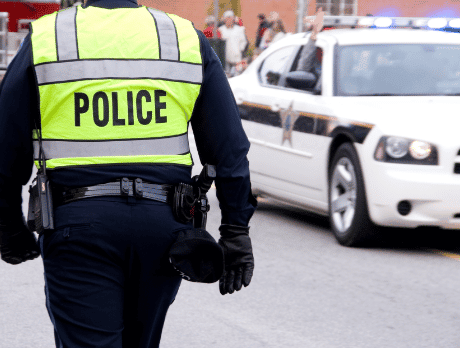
[121,177,130,196]
[133,178,143,198]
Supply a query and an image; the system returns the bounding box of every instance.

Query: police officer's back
[0,0,257,346]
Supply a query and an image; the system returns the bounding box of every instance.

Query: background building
[134,0,460,46]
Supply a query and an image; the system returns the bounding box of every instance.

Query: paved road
[161,194,460,348]
[2,166,460,347]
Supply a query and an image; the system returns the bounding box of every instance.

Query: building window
[316,0,358,16]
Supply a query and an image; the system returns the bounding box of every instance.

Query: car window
[336,44,460,96]
[287,44,323,92]
[292,44,322,75]
[259,45,297,86]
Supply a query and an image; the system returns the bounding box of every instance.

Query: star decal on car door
[280,102,299,146]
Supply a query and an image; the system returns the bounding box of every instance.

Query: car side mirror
[285,71,317,90]
[266,70,281,85]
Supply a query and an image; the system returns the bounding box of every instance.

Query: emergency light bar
[305,15,460,30]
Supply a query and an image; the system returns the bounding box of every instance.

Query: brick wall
[140,0,313,46]
[359,0,460,17]
[140,0,460,46]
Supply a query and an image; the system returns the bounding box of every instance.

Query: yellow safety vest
[31,5,202,170]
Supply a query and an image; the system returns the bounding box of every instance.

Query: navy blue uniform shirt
[0,0,256,226]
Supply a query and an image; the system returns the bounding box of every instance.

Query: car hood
[330,96,460,143]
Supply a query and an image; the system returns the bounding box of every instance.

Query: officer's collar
[83,0,139,9]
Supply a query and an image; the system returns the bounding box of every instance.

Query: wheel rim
[330,157,357,234]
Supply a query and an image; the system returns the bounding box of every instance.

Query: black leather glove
[0,209,40,265]
[218,224,254,295]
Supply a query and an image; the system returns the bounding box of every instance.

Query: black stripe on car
[239,102,373,144]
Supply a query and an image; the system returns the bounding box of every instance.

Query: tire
[328,142,377,247]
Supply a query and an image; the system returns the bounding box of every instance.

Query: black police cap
[169,228,224,283]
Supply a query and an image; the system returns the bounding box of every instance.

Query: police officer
[0,0,257,346]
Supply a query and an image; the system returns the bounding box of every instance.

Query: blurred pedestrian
[234,15,250,58]
[219,10,248,76]
[234,16,244,26]
[255,13,269,48]
[259,12,286,49]
[203,15,221,39]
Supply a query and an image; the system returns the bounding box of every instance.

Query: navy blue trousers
[39,196,185,348]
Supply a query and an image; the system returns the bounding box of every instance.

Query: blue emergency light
[309,15,460,32]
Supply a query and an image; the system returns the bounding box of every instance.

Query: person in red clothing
[255,13,269,48]
[234,16,243,26]
[203,15,221,39]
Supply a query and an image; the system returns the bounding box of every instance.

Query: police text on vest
[74,90,167,127]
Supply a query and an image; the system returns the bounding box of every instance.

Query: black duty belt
[56,178,173,205]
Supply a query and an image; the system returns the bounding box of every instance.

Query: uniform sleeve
[0,34,36,209]
[191,30,257,227]
[297,38,317,73]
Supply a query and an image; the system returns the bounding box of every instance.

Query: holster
[193,194,210,229]
[171,164,215,229]
[27,173,55,235]
[172,183,197,225]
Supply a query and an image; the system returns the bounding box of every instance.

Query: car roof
[280,28,460,47]
[321,28,460,45]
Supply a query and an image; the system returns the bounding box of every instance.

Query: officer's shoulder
[164,12,193,25]
[194,29,212,51]
[32,6,74,26]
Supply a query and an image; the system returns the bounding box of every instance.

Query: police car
[229,16,460,246]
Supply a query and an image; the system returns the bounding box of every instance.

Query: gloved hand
[218,224,254,295]
[0,209,40,265]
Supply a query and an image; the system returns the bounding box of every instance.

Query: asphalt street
[161,194,460,348]
[2,178,460,347]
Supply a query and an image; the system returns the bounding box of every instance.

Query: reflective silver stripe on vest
[35,59,203,85]
[33,134,190,160]
[147,9,179,61]
[56,7,78,61]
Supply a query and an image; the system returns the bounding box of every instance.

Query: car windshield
[336,44,460,96]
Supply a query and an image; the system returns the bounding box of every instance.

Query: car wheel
[328,142,376,246]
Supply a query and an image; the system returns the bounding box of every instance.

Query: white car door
[238,43,329,210]
[238,45,301,198]
[286,39,335,206]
